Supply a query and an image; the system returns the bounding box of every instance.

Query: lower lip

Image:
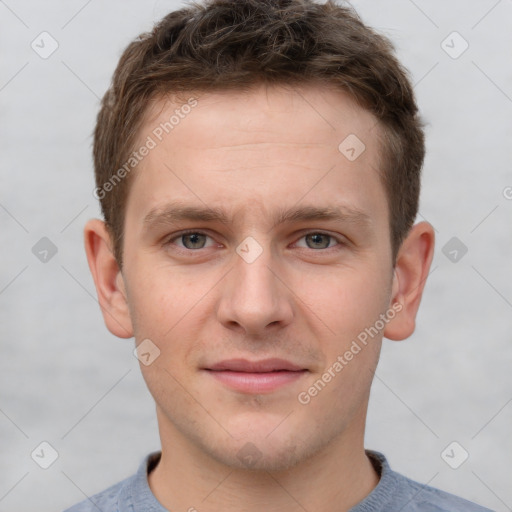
[206,370,307,393]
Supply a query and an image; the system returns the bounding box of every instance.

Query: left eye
[295,233,340,250]
[174,232,213,250]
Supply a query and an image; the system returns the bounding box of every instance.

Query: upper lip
[206,358,305,373]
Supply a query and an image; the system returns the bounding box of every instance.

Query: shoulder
[61,451,163,512]
[393,471,494,511]
[358,450,494,512]
[62,474,134,512]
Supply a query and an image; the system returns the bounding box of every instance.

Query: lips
[204,358,307,393]
[207,358,304,373]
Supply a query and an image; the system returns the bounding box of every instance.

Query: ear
[83,218,134,339]
[383,221,435,341]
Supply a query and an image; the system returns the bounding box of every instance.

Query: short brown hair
[93,0,425,269]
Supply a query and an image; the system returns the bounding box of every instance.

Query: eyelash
[163,229,345,253]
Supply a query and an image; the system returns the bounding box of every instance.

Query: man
[65,0,492,510]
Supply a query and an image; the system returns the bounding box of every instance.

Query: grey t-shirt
[63,450,494,511]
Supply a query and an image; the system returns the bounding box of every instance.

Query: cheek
[127,268,212,370]
[127,262,191,329]
[298,260,391,340]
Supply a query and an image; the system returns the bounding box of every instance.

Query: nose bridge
[236,237,276,296]
[217,235,293,334]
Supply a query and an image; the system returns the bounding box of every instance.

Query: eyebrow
[142,201,372,231]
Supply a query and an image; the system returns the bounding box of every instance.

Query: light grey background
[1,1,511,511]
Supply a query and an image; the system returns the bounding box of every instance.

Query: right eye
[163,230,220,253]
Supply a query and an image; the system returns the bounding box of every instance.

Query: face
[118,83,397,471]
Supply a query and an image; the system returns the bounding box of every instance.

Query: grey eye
[304,233,333,249]
[181,233,208,249]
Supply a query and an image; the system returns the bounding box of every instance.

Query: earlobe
[383,221,435,341]
[83,219,134,339]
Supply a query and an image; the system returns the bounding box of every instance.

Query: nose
[216,239,294,337]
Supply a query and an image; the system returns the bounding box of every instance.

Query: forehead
[141,83,380,151]
[125,83,387,231]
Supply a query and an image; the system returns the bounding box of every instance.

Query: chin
[185,405,340,472]
[212,440,305,472]
[201,424,329,473]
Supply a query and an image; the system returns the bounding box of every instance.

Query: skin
[84,83,435,512]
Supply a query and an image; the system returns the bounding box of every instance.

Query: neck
[148,412,380,511]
